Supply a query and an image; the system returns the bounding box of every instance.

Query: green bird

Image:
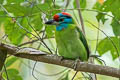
[45,12,89,61]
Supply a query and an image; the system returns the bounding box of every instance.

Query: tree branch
[0,43,120,78]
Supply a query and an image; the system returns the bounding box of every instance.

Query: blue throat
[56,18,72,31]
[56,23,68,31]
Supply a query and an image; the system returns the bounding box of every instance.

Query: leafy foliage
[93,0,120,59]
[5,57,18,67]
[2,69,23,80]
[97,37,120,60]
[0,11,6,26]
[93,0,120,36]
[4,18,31,45]
[111,19,120,36]
[73,0,86,9]
[0,0,61,45]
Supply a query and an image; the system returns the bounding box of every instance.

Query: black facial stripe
[65,16,72,18]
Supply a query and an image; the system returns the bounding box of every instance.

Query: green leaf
[4,18,31,45]
[93,0,120,36]
[45,5,61,19]
[51,5,61,16]
[30,13,43,31]
[103,0,120,19]
[111,19,120,36]
[45,0,52,4]
[19,17,32,37]
[61,73,69,80]
[93,1,102,10]
[0,11,7,26]
[7,0,24,4]
[4,18,23,45]
[0,0,4,4]
[97,37,120,60]
[4,4,31,16]
[73,0,86,9]
[5,57,18,67]
[2,68,23,80]
[37,3,51,11]
[45,25,55,38]
[94,0,120,19]
[96,13,107,24]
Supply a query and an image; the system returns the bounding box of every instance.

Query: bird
[45,12,89,61]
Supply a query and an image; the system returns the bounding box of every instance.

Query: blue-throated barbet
[45,12,89,61]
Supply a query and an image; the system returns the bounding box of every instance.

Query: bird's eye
[59,18,64,21]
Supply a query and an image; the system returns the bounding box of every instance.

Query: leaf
[97,37,120,60]
[4,18,31,45]
[37,3,51,11]
[45,5,61,19]
[45,25,55,38]
[94,0,120,19]
[4,4,31,16]
[111,19,120,36]
[103,0,120,19]
[61,73,69,80]
[93,1,102,10]
[4,18,23,45]
[7,0,24,4]
[0,0,4,4]
[0,11,7,26]
[30,13,43,31]
[19,17,32,37]
[73,0,86,9]
[51,5,61,16]
[96,13,107,24]
[93,0,120,36]
[5,57,18,67]
[2,68,23,80]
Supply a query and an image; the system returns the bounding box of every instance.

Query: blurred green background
[0,0,120,80]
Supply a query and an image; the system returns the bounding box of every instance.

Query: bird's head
[45,12,73,31]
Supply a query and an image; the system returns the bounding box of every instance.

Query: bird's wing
[76,27,90,58]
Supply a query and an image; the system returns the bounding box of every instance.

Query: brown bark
[0,43,120,78]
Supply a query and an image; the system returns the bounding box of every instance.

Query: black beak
[45,19,58,25]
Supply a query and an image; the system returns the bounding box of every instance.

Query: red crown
[53,12,71,21]
[53,14,59,21]
[61,12,71,16]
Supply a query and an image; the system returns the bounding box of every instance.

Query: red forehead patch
[53,14,59,21]
[62,12,71,16]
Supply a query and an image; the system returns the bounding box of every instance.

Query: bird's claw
[72,58,81,70]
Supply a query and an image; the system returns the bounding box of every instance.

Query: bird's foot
[59,56,65,61]
[72,58,81,70]
[71,58,81,80]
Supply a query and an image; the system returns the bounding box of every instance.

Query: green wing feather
[76,27,90,58]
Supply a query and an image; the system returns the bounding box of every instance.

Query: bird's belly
[57,39,82,59]
[55,29,87,60]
